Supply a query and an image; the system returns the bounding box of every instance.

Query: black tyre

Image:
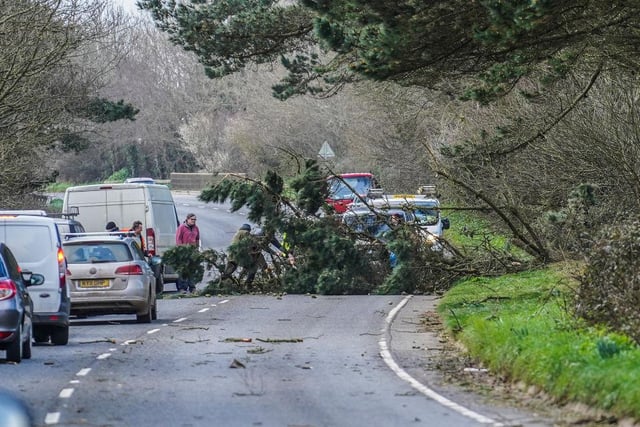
[136,293,152,323]
[151,301,157,321]
[22,325,32,359]
[51,326,69,346]
[155,274,164,295]
[33,327,49,343]
[6,324,22,363]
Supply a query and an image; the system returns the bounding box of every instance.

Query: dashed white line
[96,353,111,360]
[59,388,74,399]
[44,412,60,425]
[198,308,210,313]
[76,368,91,377]
[173,317,188,323]
[380,296,502,426]
[69,380,80,384]
[147,328,161,334]
[219,299,229,304]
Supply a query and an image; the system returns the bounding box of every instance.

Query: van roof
[65,183,170,192]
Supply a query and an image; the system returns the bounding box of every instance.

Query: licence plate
[78,279,110,289]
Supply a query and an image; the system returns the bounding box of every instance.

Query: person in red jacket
[175,213,200,293]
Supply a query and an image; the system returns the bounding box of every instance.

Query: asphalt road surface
[0,192,556,426]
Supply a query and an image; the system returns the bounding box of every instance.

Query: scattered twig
[255,338,303,343]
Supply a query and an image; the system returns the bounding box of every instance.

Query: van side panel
[63,185,180,284]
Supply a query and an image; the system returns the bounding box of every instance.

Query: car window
[413,208,439,225]
[3,225,54,264]
[65,242,132,264]
[0,249,9,279]
[2,247,22,284]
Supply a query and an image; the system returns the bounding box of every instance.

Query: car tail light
[115,265,143,275]
[0,279,17,301]
[0,331,13,339]
[146,228,156,256]
[58,247,67,289]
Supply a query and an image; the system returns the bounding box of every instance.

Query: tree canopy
[138,0,640,101]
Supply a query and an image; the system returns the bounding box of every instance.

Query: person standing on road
[130,220,146,255]
[175,213,200,293]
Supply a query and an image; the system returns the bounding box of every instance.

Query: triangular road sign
[318,141,335,159]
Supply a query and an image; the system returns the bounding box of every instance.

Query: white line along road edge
[380,295,503,426]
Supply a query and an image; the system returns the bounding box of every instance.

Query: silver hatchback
[63,234,157,323]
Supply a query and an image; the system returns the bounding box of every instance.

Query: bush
[576,220,640,344]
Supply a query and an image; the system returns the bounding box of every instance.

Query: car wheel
[22,324,32,359]
[51,326,69,346]
[33,328,49,343]
[136,293,153,324]
[6,324,22,363]
[155,274,164,295]
[151,299,157,321]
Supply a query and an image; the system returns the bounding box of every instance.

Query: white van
[62,183,179,292]
[0,215,70,345]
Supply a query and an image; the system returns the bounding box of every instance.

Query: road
[0,192,554,426]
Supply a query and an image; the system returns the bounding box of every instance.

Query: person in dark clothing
[106,221,119,232]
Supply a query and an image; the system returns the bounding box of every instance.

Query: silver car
[63,234,157,323]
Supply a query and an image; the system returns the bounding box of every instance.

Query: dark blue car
[0,243,44,363]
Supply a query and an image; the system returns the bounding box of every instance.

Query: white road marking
[76,368,91,376]
[97,353,111,360]
[59,388,74,399]
[122,339,137,345]
[147,328,161,334]
[219,299,229,304]
[198,308,210,313]
[173,317,188,323]
[69,380,80,384]
[380,296,502,426]
[44,412,60,424]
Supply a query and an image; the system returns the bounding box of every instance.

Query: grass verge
[438,262,640,420]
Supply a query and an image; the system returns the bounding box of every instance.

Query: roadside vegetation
[438,264,640,421]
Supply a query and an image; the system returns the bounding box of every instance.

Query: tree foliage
[0,0,136,205]
[138,1,640,100]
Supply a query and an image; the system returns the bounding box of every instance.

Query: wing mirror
[21,270,45,286]
[442,218,450,230]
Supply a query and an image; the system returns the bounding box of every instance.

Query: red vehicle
[326,173,378,214]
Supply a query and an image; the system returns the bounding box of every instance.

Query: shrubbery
[576,219,640,344]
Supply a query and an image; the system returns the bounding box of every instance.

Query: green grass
[438,263,640,419]
[442,210,526,255]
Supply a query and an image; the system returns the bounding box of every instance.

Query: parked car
[0,214,71,345]
[0,243,45,363]
[63,234,158,323]
[52,217,86,239]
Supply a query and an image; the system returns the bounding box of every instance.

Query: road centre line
[76,368,91,376]
[173,317,188,323]
[44,412,60,425]
[96,353,111,360]
[147,328,161,334]
[198,308,210,313]
[59,388,74,399]
[380,296,502,426]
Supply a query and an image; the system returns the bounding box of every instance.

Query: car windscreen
[1,225,54,264]
[328,176,372,199]
[65,242,132,264]
[413,206,439,226]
